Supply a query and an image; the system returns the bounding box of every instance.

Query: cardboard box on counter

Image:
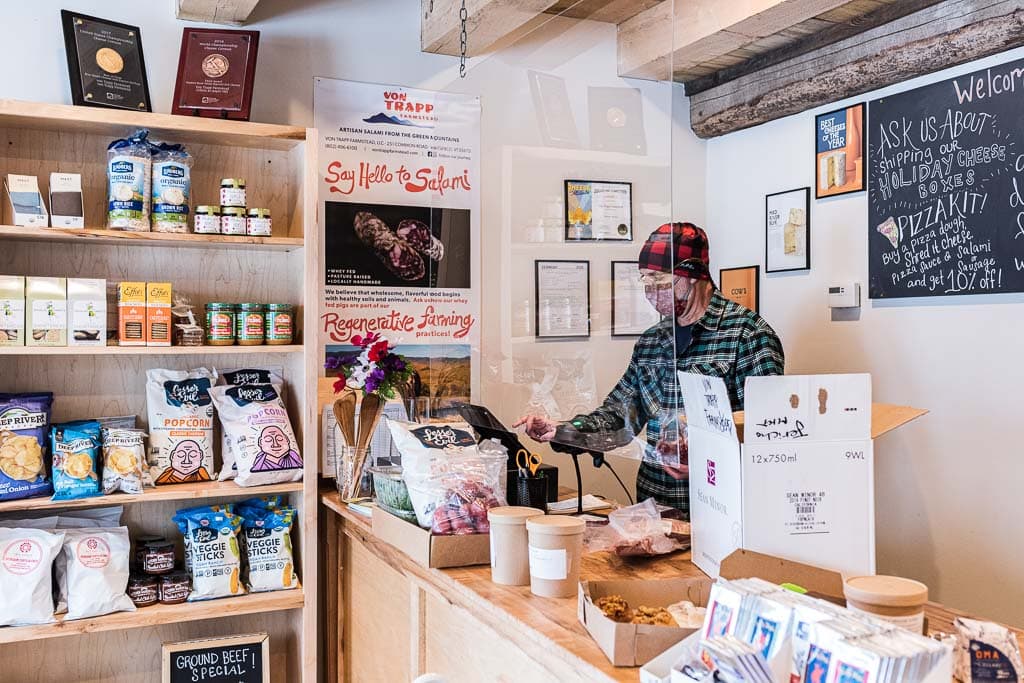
[371,505,490,569]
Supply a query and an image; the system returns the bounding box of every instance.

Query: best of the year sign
[162,633,269,683]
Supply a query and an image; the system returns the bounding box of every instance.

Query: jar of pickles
[265,304,294,345]
[236,303,266,345]
[205,303,236,345]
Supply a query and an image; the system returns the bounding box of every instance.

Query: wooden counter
[320,491,1023,683]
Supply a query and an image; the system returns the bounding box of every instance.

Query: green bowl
[370,466,414,511]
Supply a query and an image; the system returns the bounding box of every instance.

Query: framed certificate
[719,265,760,312]
[564,180,633,241]
[60,11,151,112]
[765,188,810,273]
[611,260,661,336]
[535,260,591,339]
[172,28,260,120]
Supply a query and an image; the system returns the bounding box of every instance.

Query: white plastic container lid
[844,575,928,607]
[488,506,544,526]
[527,515,585,536]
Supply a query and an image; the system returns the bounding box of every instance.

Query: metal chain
[459,0,468,78]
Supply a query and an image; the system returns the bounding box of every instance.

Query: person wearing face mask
[514,222,784,516]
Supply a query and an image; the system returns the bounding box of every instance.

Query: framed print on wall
[564,180,633,241]
[535,260,591,339]
[611,260,662,336]
[815,103,865,198]
[719,266,760,313]
[60,10,152,112]
[765,187,810,273]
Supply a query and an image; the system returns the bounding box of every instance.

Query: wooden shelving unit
[0,100,319,683]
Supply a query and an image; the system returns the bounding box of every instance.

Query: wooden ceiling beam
[421,0,561,57]
[617,0,854,81]
[176,0,261,25]
[689,0,1024,138]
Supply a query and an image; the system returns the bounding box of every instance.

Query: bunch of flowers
[324,333,413,399]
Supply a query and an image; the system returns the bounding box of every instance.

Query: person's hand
[513,414,558,442]
[655,437,689,479]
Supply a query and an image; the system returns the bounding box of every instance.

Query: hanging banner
[314,78,480,402]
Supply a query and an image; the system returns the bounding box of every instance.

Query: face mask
[645,284,675,317]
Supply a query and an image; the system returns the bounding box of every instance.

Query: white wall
[706,47,1024,626]
[0,2,705,501]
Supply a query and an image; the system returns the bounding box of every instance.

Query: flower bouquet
[326,333,414,500]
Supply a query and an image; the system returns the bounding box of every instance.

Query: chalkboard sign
[868,57,1024,298]
[162,633,269,683]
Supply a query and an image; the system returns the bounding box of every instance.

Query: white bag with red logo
[62,526,135,620]
[0,527,65,626]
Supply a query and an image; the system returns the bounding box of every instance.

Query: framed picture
[564,180,633,241]
[719,266,760,312]
[60,11,152,112]
[535,260,591,339]
[765,188,810,273]
[815,103,865,198]
[172,28,260,120]
[611,261,662,336]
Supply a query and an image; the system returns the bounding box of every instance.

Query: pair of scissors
[516,449,542,477]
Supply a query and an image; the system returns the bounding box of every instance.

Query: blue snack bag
[185,510,244,601]
[0,392,54,500]
[51,420,102,501]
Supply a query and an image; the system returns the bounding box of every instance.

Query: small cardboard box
[25,276,66,346]
[48,173,84,228]
[371,505,490,569]
[0,276,25,346]
[67,278,106,347]
[117,282,146,346]
[5,174,48,227]
[146,282,172,346]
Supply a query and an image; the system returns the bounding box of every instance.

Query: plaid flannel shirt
[570,290,784,518]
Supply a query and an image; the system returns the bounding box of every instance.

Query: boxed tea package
[67,278,106,347]
[48,173,85,229]
[25,277,67,347]
[5,174,48,227]
[146,282,171,347]
[0,276,25,346]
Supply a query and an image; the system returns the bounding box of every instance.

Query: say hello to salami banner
[314,78,481,400]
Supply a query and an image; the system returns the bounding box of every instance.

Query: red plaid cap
[637,222,711,280]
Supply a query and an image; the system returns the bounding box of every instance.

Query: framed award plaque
[172,28,260,120]
[60,11,152,112]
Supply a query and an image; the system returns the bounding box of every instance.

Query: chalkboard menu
[162,633,268,683]
[868,57,1024,298]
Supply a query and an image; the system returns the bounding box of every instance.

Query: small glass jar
[220,206,247,235]
[336,446,373,501]
[133,535,165,569]
[264,303,294,345]
[236,303,266,345]
[142,541,176,575]
[205,303,236,345]
[219,178,246,208]
[246,208,272,237]
[159,571,191,604]
[193,205,220,234]
[127,573,159,607]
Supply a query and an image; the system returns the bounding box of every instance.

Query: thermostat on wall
[828,282,861,308]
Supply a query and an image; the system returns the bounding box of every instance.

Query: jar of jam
[142,540,176,575]
[236,303,266,345]
[193,205,220,234]
[219,178,246,208]
[265,304,294,345]
[220,206,247,235]
[246,208,272,237]
[159,571,191,604]
[205,303,236,346]
[133,535,165,569]
[127,573,159,607]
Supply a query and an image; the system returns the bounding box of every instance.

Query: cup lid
[844,575,928,607]
[527,515,585,535]
[488,506,544,525]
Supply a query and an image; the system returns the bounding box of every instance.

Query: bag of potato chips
[240,506,298,593]
[51,421,101,501]
[0,392,54,500]
[101,428,146,495]
[184,509,245,601]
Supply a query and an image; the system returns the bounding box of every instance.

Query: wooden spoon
[349,393,385,499]
[333,391,357,448]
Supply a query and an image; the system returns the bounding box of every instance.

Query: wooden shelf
[0,589,304,644]
[0,344,303,357]
[0,225,304,252]
[0,99,306,151]
[0,480,304,515]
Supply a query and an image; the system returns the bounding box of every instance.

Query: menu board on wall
[868,58,1024,299]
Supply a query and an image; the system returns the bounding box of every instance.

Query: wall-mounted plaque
[172,28,260,120]
[61,10,152,112]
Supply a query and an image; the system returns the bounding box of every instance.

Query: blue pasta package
[51,420,102,501]
[0,392,54,500]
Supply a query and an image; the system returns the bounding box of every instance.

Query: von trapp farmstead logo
[362,90,437,128]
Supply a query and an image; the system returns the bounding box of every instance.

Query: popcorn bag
[146,368,216,485]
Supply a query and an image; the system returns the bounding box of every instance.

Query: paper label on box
[529,546,567,580]
[71,299,102,329]
[0,299,24,329]
[32,300,66,328]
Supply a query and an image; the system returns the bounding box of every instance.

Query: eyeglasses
[639,272,674,287]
